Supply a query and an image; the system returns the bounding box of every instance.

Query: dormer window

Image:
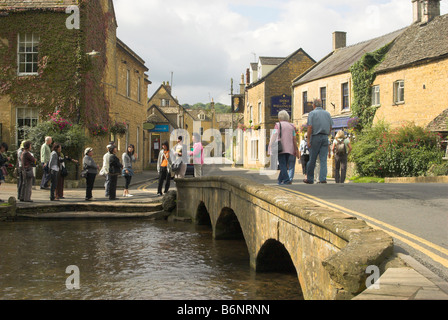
[199,113,205,121]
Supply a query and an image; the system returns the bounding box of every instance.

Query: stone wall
[373,58,448,129]
[175,176,393,300]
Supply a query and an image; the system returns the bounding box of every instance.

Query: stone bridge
[175,176,394,300]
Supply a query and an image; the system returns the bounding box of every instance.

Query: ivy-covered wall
[0,1,111,134]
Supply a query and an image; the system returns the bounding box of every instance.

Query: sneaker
[156,193,163,196]
[317,181,327,184]
[127,194,134,197]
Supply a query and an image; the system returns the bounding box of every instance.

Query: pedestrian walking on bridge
[303,99,333,184]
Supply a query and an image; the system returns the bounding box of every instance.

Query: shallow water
[0,219,303,300]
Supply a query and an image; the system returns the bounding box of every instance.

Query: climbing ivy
[349,42,392,131]
[0,1,111,132]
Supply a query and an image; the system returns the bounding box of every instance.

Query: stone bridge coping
[176,176,394,297]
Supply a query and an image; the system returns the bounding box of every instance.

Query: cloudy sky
[113,0,448,105]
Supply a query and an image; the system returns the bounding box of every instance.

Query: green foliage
[350,122,444,177]
[22,120,89,162]
[350,43,392,130]
[182,102,231,114]
[0,2,110,130]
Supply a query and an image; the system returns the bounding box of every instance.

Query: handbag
[277,122,283,153]
[61,165,68,178]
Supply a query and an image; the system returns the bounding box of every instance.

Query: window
[303,91,313,114]
[258,102,262,123]
[126,70,131,97]
[250,139,259,161]
[137,77,141,103]
[342,82,350,110]
[393,80,404,104]
[161,99,170,107]
[16,107,39,145]
[372,85,380,106]
[18,33,39,75]
[199,113,205,121]
[320,87,327,110]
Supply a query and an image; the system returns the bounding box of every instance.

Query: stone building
[243,48,315,169]
[373,0,448,133]
[291,29,404,135]
[146,82,182,164]
[0,0,150,171]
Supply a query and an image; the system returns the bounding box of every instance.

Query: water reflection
[0,219,303,300]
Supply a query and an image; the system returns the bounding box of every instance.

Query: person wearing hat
[82,147,99,201]
[100,141,115,197]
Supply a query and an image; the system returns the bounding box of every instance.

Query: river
[0,219,303,300]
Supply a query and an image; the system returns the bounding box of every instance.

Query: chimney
[246,68,250,84]
[421,0,441,24]
[412,0,422,23]
[333,31,347,51]
[165,81,171,94]
[240,74,245,94]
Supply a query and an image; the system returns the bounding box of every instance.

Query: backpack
[336,139,346,155]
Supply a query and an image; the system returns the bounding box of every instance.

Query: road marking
[137,180,157,192]
[279,187,448,268]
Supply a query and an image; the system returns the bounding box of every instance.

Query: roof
[259,57,285,66]
[376,14,448,73]
[185,109,212,122]
[147,83,180,107]
[293,28,405,86]
[0,0,78,11]
[248,48,315,88]
[426,108,448,132]
[117,38,148,71]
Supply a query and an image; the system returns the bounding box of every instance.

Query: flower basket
[110,121,127,136]
[89,123,108,137]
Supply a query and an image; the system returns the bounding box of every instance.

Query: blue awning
[332,117,350,129]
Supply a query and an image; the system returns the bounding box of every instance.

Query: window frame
[17,33,40,76]
[393,80,405,104]
[371,85,380,106]
[342,82,350,110]
[16,107,39,145]
[320,87,327,110]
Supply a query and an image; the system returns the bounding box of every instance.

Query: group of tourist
[0,132,206,203]
[270,98,352,185]
[1,104,351,204]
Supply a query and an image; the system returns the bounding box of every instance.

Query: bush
[351,122,444,177]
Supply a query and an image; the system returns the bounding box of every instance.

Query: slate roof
[375,14,448,73]
[292,28,405,86]
[0,0,77,10]
[426,108,448,132]
[259,57,285,66]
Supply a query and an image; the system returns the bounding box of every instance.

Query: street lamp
[86,50,100,57]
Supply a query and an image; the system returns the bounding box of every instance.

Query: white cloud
[113,0,447,105]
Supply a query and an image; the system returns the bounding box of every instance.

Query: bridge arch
[256,239,297,274]
[196,201,211,226]
[215,207,244,240]
[175,176,394,300]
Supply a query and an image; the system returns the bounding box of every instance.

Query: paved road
[203,165,448,283]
